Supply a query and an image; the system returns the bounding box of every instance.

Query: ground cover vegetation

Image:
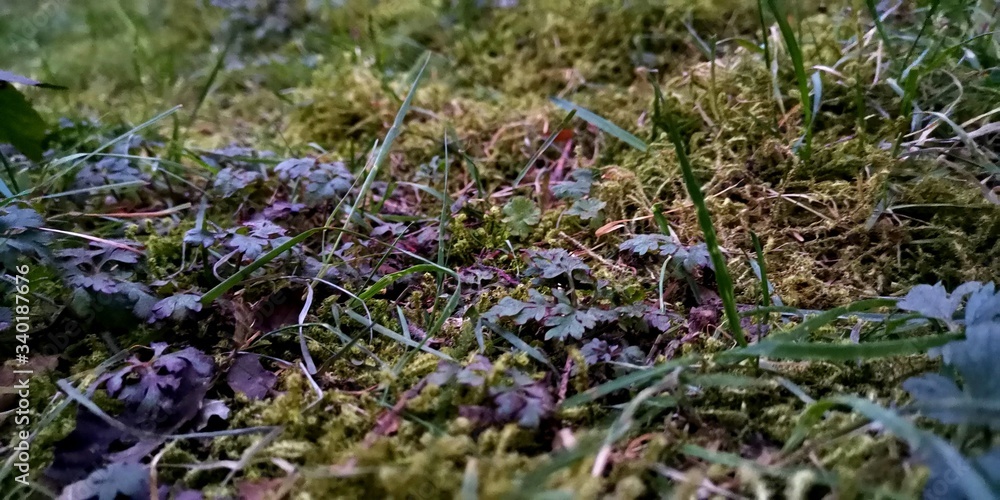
[2,0,1000,498]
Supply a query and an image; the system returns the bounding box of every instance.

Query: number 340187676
[13,264,31,345]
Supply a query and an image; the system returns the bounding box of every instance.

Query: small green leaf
[502,196,540,237]
[566,199,606,221]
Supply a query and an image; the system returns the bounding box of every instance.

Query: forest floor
[2,1,1000,499]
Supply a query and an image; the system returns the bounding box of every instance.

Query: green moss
[447,208,511,265]
[290,61,398,149]
[142,222,190,279]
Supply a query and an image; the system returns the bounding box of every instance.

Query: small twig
[36,227,144,254]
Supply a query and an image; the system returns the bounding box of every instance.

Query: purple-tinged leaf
[214,167,263,197]
[275,158,354,204]
[193,399,231,430]
[183,227,218,248]
[262,201,306,219]
[428,361,461,386]
[590,308,620,324]
[490,371,554,428]
[429,356,493,387]
[677,243,713,272]
[938,283,1000,399]
[459,265,496,286]
[245,218,287,238]
[226,353,277,400]
[455,355,493,387]
[899,282,982,325]
[273,158,315,180]
[484,290,551,325]
[543,304,597,340]
[0,205,44,229]
[619,234,675,256]
[581,338,614,364]
[226,233,267,259]
[643,307,674,332]
[57,463,150,500]
[67,273,119,294]
[524,248,590,281]
[49,344,216,489]
[149,294,204,323]
[0,204,52,266]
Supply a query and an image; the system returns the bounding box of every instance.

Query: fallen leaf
[227,353,278,400]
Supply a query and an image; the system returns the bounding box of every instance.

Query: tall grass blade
[438,131,451,268]
[864,0,892,51]
[725,332,960,361]
[652,85,746,347]
[186,31,236,132]
[738,298,896,342]
[0,148,18,194]
[766,0,813,162]
[900,0,942,74]
[750,232,771,308]
[756,0,772,64]
[44,105,183,187]
[353,264,447,304]
[325,53,430,261]
[343,309,452,360]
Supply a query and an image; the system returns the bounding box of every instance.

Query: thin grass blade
[653,86,746,346]
[550,97,647,152]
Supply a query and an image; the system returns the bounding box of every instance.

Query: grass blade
[756,0,772,65]
[740,298,897,342]
[864,0,892,52]
[482,320,553,370]
[44,105,183,187]
[652,85,746,346]
[343,309,453,360]
[361,53,429,206]
[725,332,961,361]
[329,53,431,256]
[560,357,693,408]
[354,264,445,303]
[765,0,813,162]
[438,131,451,269]
[550,97,647,152]
[186,31,236,131]
[512,109,575,188]
[200,226,331,304]
[750,231,771,308]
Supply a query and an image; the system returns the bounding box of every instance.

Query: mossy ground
[3,0,1000,498]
